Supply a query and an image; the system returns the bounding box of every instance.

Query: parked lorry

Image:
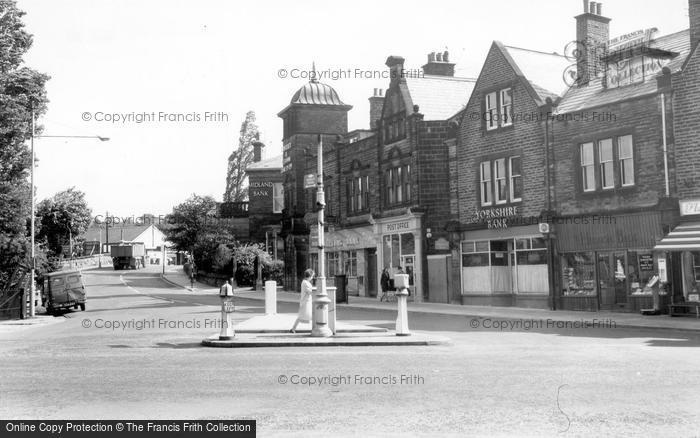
[110,242,146,270]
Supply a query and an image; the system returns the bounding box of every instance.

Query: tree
[0,1,50,289]
[223,110,259,202]
[36,187,92,256]
[161,194,221,253]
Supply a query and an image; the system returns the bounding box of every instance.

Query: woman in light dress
[290,269,314,333]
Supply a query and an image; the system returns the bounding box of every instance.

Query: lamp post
[28,108,109,318]
[311,134,332,337]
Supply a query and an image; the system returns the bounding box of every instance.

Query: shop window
[489,240,508,266]
[628,251,655,295]
[461,240,490,267]
[345,251,357,277]
[694,252,700,282]
[560,252,596,296]
[383,233,414,271]
[326,252,340,277]
[514,237,547,265]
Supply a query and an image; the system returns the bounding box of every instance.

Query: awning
[653,222,700,251]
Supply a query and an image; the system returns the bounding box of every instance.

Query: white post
[312,134,332,337]
[219,284,234,340]
[29,108,36,318]
[264,280,277,314]
[394,273,410,336]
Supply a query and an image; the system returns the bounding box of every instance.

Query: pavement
[162,265,700,333]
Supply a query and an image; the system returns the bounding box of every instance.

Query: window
[326,252,340,277]
[618,135,634,186]
[500,88,513,127]
[580,135,635,192]
[494,158,507,204]
[598,138,614,189]
[480,161,492,206]
[580,142,595,192]
[348,175,369,213]
[345,251,357,276]
[383,114,406,144]
[509,157,522,202]
[484,87,513,130]
[485,92,498,130]
[385,165,410,207]
[272,183,284,213]
[561,252,596,296]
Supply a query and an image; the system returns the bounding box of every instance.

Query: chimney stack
[691,0,700,51]
[422,50,456,76]
[575,0,610,86]
[252,140,264,162]
[369,88,385,130]
[385,55,406,84]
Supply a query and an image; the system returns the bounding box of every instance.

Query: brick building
[279,55,474,301]
[549,0,699,312]
[246,141,284,256]
[455,39,569,308]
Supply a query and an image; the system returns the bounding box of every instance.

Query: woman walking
[290,269,314,333]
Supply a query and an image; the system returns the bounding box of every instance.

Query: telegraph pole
[29,107,35,318]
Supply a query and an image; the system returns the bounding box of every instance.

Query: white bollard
[327,286,337,335]
[219,296,235,340]
[394,274,411,336]
[264,280,277,315]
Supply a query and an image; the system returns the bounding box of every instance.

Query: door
[366,249,377,297]
[597,252,628,310]
[612,252,628,307]
[428,255,449,303]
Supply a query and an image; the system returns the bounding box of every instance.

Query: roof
[500,44,571,103]
[82,223,153,243]
[290,80,346,106]
[405,75,476,121]
[555,29,691,114]
[247,155,282,171]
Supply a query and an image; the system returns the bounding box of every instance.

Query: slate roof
[247,155,282,171]
[405,75,476,121]
[555,29,691,114]
[501,45,571,102]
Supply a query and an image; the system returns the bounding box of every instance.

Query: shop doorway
[366,249,377,297]
[428,255,449,303]
[597,251,628,310]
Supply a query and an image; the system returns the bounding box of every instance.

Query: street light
[28,108,110,318]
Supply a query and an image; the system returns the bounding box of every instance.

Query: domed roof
[290,77,346,106]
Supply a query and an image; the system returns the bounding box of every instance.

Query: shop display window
[561,252,596,296]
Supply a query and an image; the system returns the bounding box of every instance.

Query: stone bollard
[394,274,411,336]
[264,281,277,315]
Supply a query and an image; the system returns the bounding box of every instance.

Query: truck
[110,242,146,270]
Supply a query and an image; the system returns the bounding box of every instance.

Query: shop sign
[680,199,700,216]
[304,174,317,189]
[639,254,654,271]
[434,238,450,251]
[469,206,520,229]
[383,219,417,234]
[250,181,273,198]
[658,258,667,283]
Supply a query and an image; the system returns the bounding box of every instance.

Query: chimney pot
[443,50,449,62]
[589,1,596,14]
[436,52,443,62]
[596,2,602,15]
[583,0,589,13]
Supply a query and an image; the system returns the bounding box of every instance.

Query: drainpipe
[660,92,670,197]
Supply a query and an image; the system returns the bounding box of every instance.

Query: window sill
[578,185,637,197]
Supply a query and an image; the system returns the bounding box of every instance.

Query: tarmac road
[1,265,699,437]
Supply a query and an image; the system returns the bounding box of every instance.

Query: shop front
[309,225,377,297]
[555,211,671,312]
[460,224,550,309]
[652,200,700,306]
[375,213,424,302]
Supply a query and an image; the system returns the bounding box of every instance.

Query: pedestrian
[290,269,314,333]
[380,267,391,302]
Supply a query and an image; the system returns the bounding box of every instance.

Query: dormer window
[383,113,406,144]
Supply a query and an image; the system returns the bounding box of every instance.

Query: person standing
[290,269,314,333]
[380,268,391,302]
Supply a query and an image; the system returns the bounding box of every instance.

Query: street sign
[304,174,317,189]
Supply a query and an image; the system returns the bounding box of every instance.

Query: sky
[17,0,691,220]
